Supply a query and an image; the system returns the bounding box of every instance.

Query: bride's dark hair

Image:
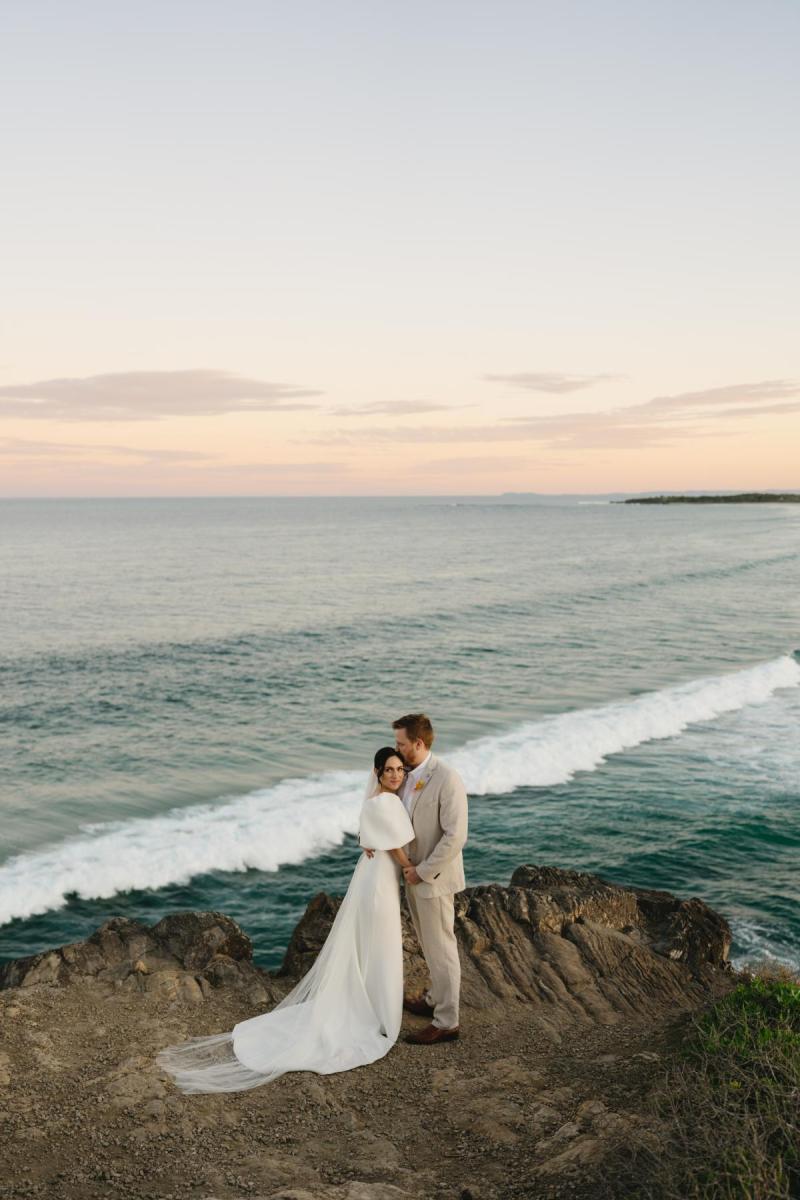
[374,745,404,777]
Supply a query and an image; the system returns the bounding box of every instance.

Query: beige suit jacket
[403,754,468,899]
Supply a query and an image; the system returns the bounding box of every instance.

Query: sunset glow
[2,3,798,497]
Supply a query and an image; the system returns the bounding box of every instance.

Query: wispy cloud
[307,379,800,451]
[303,425,506,446]
[644,380,800,412]
[488,378,800,449]
[0,438,352,497]
[0,437,216,464]
[484,371,624,394]
[504,413,709,450]
[330,400,462,417]
[713,401,800,419]
[0,433,352,478]
[0,370,322,422]
[213,461,350,476]
[427,454,577,470]
[502,378,800,448]
[306,419,698,450]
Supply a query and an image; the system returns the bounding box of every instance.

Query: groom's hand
[363,848,375,858]
[403,866,422,885]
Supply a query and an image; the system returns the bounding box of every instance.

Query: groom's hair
[392,713,435,748]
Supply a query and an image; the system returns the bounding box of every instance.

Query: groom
[393,713,468,1045]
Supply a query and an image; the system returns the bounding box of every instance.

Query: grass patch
[603,961,800,1199]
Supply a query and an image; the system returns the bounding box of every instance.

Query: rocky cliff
[0,865,736,1200]
[282,864,731,1038]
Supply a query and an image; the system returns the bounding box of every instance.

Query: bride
[157,747,415,1092]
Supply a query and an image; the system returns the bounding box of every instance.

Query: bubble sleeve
[358,791,415,849]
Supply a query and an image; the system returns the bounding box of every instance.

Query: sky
[1,0,798,497]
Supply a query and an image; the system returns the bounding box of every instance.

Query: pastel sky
[1,0,798,496]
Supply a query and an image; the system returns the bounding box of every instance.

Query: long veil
[363,765,380,801]
[157,770,384,1093]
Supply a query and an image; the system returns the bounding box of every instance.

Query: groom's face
[394,727,427,767]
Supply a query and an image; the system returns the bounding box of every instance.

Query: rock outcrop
[2,866,732,1028]
[0,910,278,1007]
[282,863,732,1039]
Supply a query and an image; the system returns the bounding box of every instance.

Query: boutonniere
[413,779,426,792]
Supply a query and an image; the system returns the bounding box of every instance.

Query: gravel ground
[0,973,727,1200]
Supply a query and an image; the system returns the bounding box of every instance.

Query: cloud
[0,370,322,421]
[514,416,713,450]
[330,400,461,417]
[304,425,508,446]
[428,454,577,470]
[0,438,352,498]
[493,378,800,448]
[213,461,350,476]
[713,400,800,419]
[307,379,800,451]
[645,380,800,411]
[313,418,704,450]
[0,436,352,479]
[0,437,215,464]
[484,371,623,394]
[429,454,535,469]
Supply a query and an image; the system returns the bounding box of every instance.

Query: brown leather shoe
[405,1023,460,1045]
[403,994,435,1017]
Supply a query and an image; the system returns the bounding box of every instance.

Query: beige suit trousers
[405,886,461,1030]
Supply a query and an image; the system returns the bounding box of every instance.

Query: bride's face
[379,755,406,793]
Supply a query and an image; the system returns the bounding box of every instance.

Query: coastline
[620,492,800,504]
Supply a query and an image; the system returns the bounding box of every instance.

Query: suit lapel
[409,755,438,823]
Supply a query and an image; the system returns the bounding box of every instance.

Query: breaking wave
[1,654,797,927]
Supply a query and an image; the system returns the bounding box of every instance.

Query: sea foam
[1,654,798,927]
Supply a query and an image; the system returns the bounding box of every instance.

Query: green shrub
[601,963,800,1200]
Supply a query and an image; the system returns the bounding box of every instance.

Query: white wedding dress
[157,785,415,1093]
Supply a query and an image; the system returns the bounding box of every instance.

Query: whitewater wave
[449,654,800,794]
[729,917,800,973]
[1,654,798,927]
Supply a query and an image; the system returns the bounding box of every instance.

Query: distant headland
[620,493,800,505]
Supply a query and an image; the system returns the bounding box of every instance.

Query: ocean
[1,496,798,973]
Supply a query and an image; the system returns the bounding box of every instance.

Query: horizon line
[2,488,800,502]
